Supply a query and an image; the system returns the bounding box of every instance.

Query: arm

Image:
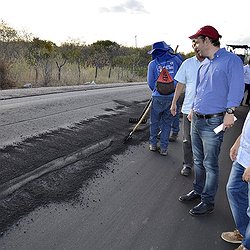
[223,58,244,130]
[227,56,244,108]
[230,134,241,161]
[147,61,156,91]
[170,83,185,116]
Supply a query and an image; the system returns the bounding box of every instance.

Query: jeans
[183,114,193,167]
[191,114,224,204]
[150,96,173,150]
[171,102,180,134]
[227,161,250,249]
[245,84,250,105]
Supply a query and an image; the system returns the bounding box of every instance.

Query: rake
[128,98,152,124]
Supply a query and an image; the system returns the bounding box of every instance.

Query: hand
[170,103,177,116]
[223,113,235,130]
[242,166,250,182]
[187,110,193,122]
[230,146,238,161]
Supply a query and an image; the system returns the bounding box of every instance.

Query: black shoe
[179,190,200,202]
[157,131,161,139]
[189,202,214,216]
[169,133,178,142]
[180,165,192,176]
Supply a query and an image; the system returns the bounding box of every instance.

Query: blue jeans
[227,161,250,249]
[150,96,173,150]
[191,114,224,204]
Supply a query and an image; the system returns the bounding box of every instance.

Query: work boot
[221,229,243,244]
[169,133,178,142]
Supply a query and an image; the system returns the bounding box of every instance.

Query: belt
[194,112,224,119]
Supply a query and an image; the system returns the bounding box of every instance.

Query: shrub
[0,60,14,89]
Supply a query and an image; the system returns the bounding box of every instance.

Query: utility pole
[135,35,137,48]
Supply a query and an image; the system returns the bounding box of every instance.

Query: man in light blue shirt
[221,111,250,250]
[179,25,244,217]
[243,59,250,106]
[171,40,204,176]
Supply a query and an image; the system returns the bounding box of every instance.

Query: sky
[0,0,250,54]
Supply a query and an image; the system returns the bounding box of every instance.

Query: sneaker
[160,149,168,156]
[149,144,157,151]
[169,133,178,142]
[221,229,243,244]
[235,244,247,250]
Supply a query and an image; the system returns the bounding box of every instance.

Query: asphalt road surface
[0,85,249,250]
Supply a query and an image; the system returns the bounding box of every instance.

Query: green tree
[26,38,56,86]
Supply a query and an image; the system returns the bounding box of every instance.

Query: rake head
[129,118,147,124]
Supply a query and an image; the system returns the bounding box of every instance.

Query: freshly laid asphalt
[0,85,249,250]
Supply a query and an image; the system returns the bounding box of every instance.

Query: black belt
[194,112,224,119]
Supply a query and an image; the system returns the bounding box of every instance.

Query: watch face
[226,108,234,114]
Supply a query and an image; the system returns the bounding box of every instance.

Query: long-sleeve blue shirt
[193,48,244,114]
[147,52,183,97]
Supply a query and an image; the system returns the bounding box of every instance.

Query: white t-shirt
[174,56,202,114]
[244,64,250,84]
[237,111,250,168]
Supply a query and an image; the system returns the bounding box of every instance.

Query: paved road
[0,86,248,250]
[0,83,149,148]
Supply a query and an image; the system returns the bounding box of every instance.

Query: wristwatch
[226,108,235,114]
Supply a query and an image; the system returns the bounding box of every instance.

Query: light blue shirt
[237,111,250,168]
[174,56,202,114]
[244,64,250,84]
[193,48,244,114]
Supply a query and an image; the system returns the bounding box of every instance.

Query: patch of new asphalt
[0,98,149,236]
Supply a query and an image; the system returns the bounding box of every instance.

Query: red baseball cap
[189,25,221,40]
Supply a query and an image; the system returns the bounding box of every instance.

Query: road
[0,83,150,148]
[0,84,249,250]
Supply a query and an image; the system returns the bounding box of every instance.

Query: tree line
[0,20,194,89]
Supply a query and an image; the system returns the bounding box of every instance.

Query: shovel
[124,100,151,143]
[128,98,152,124]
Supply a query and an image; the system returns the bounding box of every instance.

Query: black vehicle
[226,44,250,63]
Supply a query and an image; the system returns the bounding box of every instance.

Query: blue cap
[148,41,171,54]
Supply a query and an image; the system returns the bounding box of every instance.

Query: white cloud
[100,0,148,13]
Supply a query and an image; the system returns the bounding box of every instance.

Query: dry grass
[10,60,146,88]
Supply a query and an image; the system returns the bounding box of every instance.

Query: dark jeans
[171,102,180,134]
[242,84,250,105]
[182,114,193,167]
